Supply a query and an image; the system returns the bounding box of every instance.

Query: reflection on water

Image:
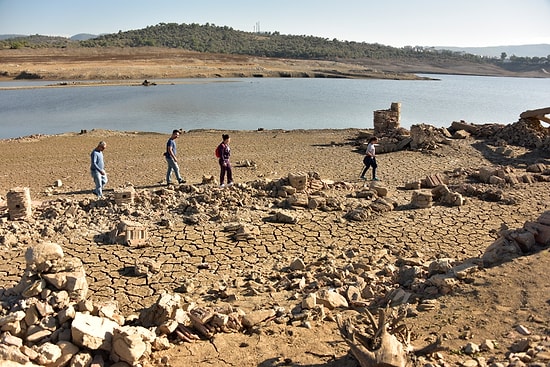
[0,75,549,139]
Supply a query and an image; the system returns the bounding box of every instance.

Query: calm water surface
[0,75,549,139]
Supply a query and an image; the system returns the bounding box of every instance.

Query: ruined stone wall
[374,102,401,136]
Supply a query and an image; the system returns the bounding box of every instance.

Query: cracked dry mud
[0,128,549,366]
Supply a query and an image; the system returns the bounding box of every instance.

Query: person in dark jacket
[217,134,233,188]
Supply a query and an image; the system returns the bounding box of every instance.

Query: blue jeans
[165,157,183,184]
[91,170,108,197]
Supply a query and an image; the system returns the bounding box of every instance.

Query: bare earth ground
[2,46,545,83]
[0,48,549,366]
[0,129,549,366]
[0,47,423,82]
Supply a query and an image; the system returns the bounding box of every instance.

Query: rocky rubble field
[0,119,549,367]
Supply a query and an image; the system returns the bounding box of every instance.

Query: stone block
[114,186,135,205]
[422,173,448,188]
[7,187,32,220]
[288,172,308,191]
[71,312,119,351]
[411,190,432,209]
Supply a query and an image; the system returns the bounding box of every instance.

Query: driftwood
[337,307,445,367]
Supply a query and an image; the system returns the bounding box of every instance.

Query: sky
[0,0,549,48]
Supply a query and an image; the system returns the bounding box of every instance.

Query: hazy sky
[1,0,549,47]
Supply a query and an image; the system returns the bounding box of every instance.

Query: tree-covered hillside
[2,22,549,72]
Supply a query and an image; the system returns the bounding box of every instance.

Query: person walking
[360,136,379,181]
[90,141,108,198]
[164,129,185,185]
[216,134,233,188]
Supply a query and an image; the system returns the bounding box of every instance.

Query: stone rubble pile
[483,210,550,266]
[0,236,491,366]
[355,105,550,154]
[0,242,279,366]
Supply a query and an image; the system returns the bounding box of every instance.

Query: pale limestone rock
[428,258,454,276]
[427,274,459,295]
[0,333,23,347]
[369,181,388,197]
[97,300,125,326]
[316,289,348,309]
[71,312,119,351]
[24,242,64,273]
[268,210,298,224]
[135,258,161,277]
[452,129,470,139]
[241,309,276,327]
[57,305,76,324]
[69,351,93,367]
[34,342,62,365]
[139,292,182,328]
[370,198,394,213]
[110,326,154,365]
[21,279,46,298]
[422,173,448,188]
[286,193,308,207]
[0,311,25,328]
[463,342,480,355]
[47,341,79,367]
[404,181,421,190]
[478,167,498,183]
[301,293,317,310]
[411,190,432,209]
[0,344,31,365]
[26,325,52,344]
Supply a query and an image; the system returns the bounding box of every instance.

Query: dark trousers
[219,160,233,184]
[361,156,377,179]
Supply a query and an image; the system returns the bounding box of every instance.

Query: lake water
[1,74,549,139]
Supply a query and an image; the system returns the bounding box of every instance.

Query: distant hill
[0,34,26,40]
[70,33,99,41]
[0,24,548,78]
[434,44,550,58]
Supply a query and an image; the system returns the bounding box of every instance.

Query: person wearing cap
[164,129,185,185]
[90,140,108,198]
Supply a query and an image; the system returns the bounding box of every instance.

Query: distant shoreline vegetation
[1,22,549,74]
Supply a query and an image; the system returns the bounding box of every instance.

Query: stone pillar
[373,102,401,135]
[7,187,32,220]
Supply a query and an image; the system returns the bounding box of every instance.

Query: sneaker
[373,177,380,181]
[178,179,186,184]
[227,182,234,187]
[219,184,225,188]
[360,176,366,180]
